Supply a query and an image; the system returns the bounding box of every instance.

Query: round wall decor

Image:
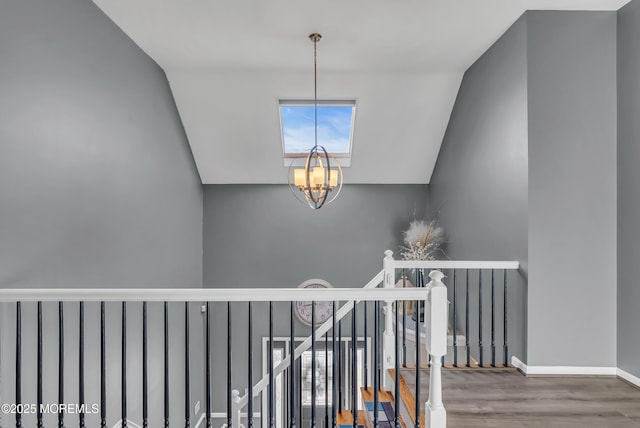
[294,279,334,326]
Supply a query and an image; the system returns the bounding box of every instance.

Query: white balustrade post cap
[429,270,445,283]
[384,250,394,259]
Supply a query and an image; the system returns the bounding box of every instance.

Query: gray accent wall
[203,184,428,412]
[617,0,640,379]
[0,0,204,425]
[204,185,428,288]
[527,11,617,367]
[0,0,203,288]
[430,11,618,368]
[429,16,529,363]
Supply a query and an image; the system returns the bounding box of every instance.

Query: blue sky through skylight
[281,105,354,155]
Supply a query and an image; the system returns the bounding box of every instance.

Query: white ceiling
[93,0,631,184]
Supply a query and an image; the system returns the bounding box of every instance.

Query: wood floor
[398,368,640,427]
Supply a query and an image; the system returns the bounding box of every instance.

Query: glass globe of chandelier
[288,33,343,210]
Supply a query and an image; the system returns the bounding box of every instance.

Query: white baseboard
[511,356,617,376]
[511,356,528,374]
[617,368,640,388]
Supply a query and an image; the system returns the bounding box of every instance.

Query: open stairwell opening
[0,251,519,428]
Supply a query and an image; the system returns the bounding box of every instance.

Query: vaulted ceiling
[93,0,630,184]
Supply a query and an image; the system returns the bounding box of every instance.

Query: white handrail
[0,283,430,302]
[0,261,519,303]
[236,270,385,408]
[390,260,519,270]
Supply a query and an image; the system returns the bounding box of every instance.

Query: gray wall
[617,0,640,378]
[0,0,204,425]
[204,185,428,288]
[0,0,202,288]
[203,184,428,412]
[430,11,619,368]
[429,16,529,364]
[527,11,617,367]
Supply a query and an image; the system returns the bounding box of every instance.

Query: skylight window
[279,99,356,166]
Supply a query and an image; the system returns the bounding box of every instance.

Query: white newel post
[425,270,447,428]
[382,249,395,391]
[232,389,243,428]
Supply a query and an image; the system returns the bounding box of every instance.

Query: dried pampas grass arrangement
[400,217,445,261]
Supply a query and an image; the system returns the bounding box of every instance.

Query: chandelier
[288,33,343,210]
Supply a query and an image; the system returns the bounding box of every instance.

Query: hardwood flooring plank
[397,368,640,427]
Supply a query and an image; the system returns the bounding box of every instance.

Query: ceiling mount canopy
[288,33,343,210]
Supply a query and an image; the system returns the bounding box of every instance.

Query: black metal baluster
[79,302,86,428]
[402,272,407,368]
[352,302,358,428]
[325,332,328,428]
[491,269,496,367]
[338,320,342,415]
[164,302,170,428]
[394,296,400,428]
[99,305,107,426]
[122,302,127,428]
[465,270,470,367]
[332,301,337,428]
[479,270,483,367]
[311,301,316,428]
[247,302,252,428]
[363,302,368,390]
[453,270,458,367]
[143,302,148,428]
[289,302,295,428]
[185,302,191,428]
[37,302,43,428]
[298,357,303,428]
[16,302,22,428]
[269,302,274,428]
[374,300,379,428]
[504,269,509,367]
[415,296,420,428]
[227,302,232,428]
[59,302,65,428]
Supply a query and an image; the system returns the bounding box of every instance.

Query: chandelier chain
[313,35,318,150]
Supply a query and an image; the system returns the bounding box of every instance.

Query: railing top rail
[0,286,426,303]
[390,260,519,270]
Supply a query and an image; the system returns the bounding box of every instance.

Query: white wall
[167,70,462,184]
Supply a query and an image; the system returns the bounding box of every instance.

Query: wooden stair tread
[360,387,395,403]
[359,387,406,428]
[388,369,424,428]
[336,410,366,427]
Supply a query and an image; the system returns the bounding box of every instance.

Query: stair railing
[0,251,519,428]
[232,270,385,414]
[0,275,435,428]
[230,250,458,428]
